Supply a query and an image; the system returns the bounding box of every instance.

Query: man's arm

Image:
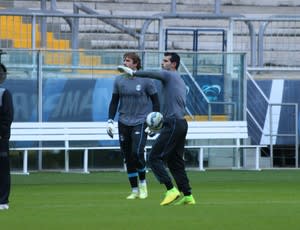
[150,93,160,112]
[134,71,165,82]
[117,66,166,82]
[0,90,13,139]
[107,93,119,139]
[108,93,119,120]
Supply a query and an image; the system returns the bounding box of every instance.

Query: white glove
[106,119,115,138]
[117,65,135,76]
[145,127,157,137]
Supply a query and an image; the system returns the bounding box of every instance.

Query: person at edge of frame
[107,52,160,200]
[0,52,14,210]
[117,52,196,206]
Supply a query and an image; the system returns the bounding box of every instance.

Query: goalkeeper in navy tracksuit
[117,52,195,206]
[107,52,160,199]
[0,63,13,210]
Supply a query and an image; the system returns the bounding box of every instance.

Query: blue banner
[3,78,114,122]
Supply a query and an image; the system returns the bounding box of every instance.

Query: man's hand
[117,65,135,76]
[106,119,115,138]
[145,127,157,137]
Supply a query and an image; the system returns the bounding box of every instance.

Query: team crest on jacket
[136,84,141,91]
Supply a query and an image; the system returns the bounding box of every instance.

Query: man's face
[161,55,174,71]
[123,57,137,70]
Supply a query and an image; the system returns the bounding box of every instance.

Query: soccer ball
[146,112,163,130]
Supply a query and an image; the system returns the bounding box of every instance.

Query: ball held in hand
[146,112,163,130]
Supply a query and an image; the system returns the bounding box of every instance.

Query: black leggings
[118,122,148,174]
[0,151,10,204]
[148,118,191,194]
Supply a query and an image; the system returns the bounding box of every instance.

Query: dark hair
[164,52,180,70]
[0,63,7,84]
[123,52,142,70]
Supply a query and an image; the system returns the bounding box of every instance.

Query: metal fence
[3,49,249,171]
[0,8,300,69]
[233,16,300,69]
[246,72,298,168]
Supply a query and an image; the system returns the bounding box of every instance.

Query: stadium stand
[0,0,298,170]
[9,0,300,16]
[1,0,300,67]
[0,15,69,49]
[0,13,120,74]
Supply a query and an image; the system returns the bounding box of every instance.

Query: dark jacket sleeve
[108,93,119,120]
[150,93,160,112]
[0,90,14,155]
[0,89,13,140]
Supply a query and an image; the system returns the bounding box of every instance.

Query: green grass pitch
[1,170,300,229]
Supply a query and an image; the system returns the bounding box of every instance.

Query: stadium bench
[10,121,265,175]
[10,122,119,175]
[183,121,266,171]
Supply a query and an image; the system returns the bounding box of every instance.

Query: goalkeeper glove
[106,119,115,138]
[145,127,157,137]
[117,65,135,76]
